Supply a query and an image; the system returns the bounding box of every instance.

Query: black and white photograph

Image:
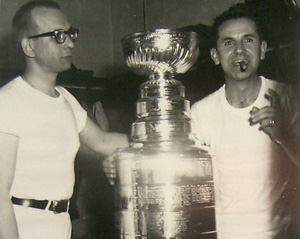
[0,1,299,239]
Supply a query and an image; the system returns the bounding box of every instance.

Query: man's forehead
[31,7,71,32]
[218,18,258,37]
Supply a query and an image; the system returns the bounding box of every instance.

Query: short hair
[211,3,264,47]
[12,0,61,45]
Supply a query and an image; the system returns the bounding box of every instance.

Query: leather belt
[11,196,69,214]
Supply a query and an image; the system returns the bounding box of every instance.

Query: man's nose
[64,35,74,49]
[234,42,245,54]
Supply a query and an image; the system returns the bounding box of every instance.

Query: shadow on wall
[0,32,25,78]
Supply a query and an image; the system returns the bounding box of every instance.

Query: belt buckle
[52,200,59,214]
[51,200,69,214]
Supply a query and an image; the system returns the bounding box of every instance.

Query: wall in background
[0,0,243,78]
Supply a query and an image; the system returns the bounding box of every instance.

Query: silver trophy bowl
[121,29,199,80]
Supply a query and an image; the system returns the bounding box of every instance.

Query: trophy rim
[121,28,199,45]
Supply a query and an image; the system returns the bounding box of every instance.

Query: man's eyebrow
[219,34,257,42]
[220,37,234,42]
[243,34,256,38]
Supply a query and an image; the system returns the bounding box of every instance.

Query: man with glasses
[27,28,79,44]
[0,1,128,239]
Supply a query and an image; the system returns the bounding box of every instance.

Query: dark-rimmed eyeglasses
[28,28,79,44]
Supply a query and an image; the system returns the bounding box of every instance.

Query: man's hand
[249,88,283,142]
[102,149,119,186]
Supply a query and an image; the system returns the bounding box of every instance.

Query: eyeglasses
[28,28,79,44]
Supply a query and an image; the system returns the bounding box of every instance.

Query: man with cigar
[191,3,299,239]
[0,1,128,239]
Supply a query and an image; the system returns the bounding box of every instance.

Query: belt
[11,196,69,214]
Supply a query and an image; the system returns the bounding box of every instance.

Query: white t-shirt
[191,76,292,239]
[0,76,87,200]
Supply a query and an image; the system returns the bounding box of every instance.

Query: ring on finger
[269,119,275,126]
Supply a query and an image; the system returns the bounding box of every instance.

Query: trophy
[114,29,216,239]
[122,28,199,80]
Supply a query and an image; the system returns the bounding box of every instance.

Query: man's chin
[60,61,72,72]
[232,67,253,78]
[225,71,251,82]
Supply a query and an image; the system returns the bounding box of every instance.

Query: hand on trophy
[103,150,118,185]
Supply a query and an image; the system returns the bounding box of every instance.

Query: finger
[249,107,259,124]
[106,172,116,179]
[259,118,276,129]
[250,107,277,124]
[105,172,116,177]
[258,118,276,136]
[108,179,116,186]
[265,88,281,107]
[103,156,115,167]
[251,106,259,112]
[104,170,116,181]
[104,166,116,174]
[103,161,115,169]
[109,179,115,186]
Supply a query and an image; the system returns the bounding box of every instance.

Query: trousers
[14,204,71,239]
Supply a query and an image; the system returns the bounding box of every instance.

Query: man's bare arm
[0,132,19,239]
[79,117,129,157]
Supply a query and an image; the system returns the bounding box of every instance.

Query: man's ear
[260,40,267,60]
[210,48,220,65]
[21,38,35,58]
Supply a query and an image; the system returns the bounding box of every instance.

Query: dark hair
[211,3,264,47]
[12,1,61,45]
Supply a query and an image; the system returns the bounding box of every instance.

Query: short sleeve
[58,87,87,133]
[0,93,20,136]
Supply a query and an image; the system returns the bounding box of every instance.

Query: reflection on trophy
[114,29,216,239]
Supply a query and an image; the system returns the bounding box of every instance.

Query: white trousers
[13,204,71,239]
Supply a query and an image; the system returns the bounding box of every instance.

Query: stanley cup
[114,29,216,239]
[121,29,199,80]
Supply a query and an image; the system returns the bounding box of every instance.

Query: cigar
[239,61,247,72]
